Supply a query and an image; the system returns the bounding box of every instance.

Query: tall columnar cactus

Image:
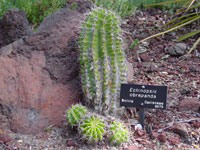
[66,104,86,126]
[79,8,127,115]
[108,121,129,145]
[79,115,105,142]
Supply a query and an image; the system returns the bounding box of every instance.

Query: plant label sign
[120,84,167,109]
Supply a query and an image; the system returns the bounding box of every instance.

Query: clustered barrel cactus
[66,104,86,125]
[79,115,105,142]
[65,104,129,145]
[79,8,127,114]
[108,121,129,146]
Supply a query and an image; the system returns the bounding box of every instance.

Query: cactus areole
[79,8,128,115]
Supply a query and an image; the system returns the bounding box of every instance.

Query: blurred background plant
[91,0,186,18]
[0,0,66,25]
[0,0,198,52]
[0,0,188,26]
[143,0,186,12]
[91,0,138,18]
[140,0,200,53]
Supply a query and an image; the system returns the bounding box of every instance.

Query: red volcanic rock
[136,129,146,137]
[150,131,159,139]
[157,132,166,143]
[128,144,140,150]
[171,123,189,138]
[140,54,151,62]
[191,120,200,128]
[178,98,200,112]
[168,136,180,145]
[0,134,12,144]
[0,8,32,48]
[66,140,76,147]
[0,9,83,134]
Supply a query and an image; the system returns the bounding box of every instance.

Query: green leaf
[178,3,200,15]
[162,12,200,28]
[167,14,200,30]
[177,30,200,41]
[130,39,139,49]
[140,15,200,43]
[188,37,200,54]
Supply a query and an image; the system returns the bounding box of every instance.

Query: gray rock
[0,8,32,48]
[168,43,187,56]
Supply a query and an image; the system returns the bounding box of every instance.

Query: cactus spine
[108,121,129,145]
[79,8,127,114]
[79,115,105,142]
[66,104,86,125]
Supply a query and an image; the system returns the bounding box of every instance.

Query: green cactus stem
[66,104,87,126]
[79,115,105,142]
[79,7,127,115]
[108,121,129,145]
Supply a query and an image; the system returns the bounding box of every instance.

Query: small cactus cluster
[66,104,86,125]
[108,121,129,146]
[65,104,129,145]
[79,7,128,115]
[79,115,105,142]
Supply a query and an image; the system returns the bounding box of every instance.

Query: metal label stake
[138,107,145,129]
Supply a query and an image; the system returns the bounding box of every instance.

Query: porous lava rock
[178,97,200,112]
[0,8,32,48]
[66,0,93,13]
[0,8,83,134]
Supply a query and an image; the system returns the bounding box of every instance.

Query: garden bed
[0,5,199,150]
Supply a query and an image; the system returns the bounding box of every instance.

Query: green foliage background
[0,0,66,25]
[92,0,185,18]
[0,0,185,25]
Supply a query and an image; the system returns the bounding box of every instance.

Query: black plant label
[120,84,167,109]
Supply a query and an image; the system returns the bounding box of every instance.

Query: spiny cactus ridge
[79,7,127,114]
[79,115,105,142]
[108,121,129,145]
[66,104,86,125]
